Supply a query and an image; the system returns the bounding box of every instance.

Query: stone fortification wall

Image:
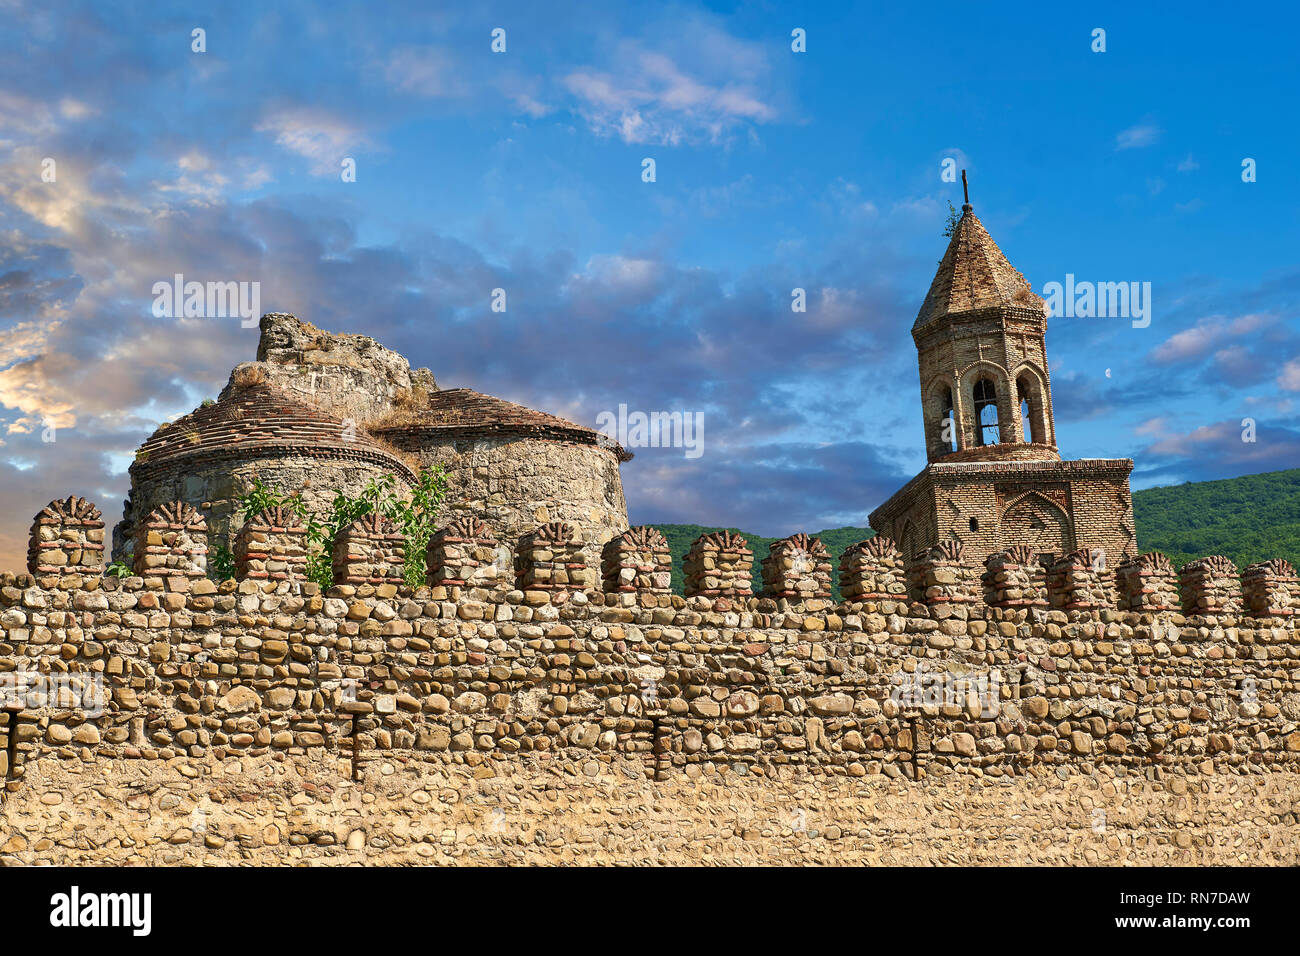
[5,500,1300,795]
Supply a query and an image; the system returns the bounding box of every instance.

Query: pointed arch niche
[999,491,1071,557]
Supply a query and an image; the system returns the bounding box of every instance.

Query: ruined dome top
[130,380,417,481]
[370,387,630,461]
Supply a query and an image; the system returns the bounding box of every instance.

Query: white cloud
[562,40,776,145]
[825,178,879,218]
[1279,358,1300,392]
[1116,123,1161,150]
[256,108,369,177]
[572,254,659,294]
[810,287,865,330]
[58,98,94,120]
[383,46,468,99]
[1150,313,1271,364]
[1134,416,1168,437]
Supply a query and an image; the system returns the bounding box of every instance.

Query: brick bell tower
[869,174,1137,566]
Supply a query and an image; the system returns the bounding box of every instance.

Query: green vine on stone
[234,466,448,590]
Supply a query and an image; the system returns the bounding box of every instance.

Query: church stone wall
[113,314,629,572]
[916,311,1058,460]
[115,453,408,562]
[892,202,1130,577]
[871,460,1135,568]
[386,433,628,570]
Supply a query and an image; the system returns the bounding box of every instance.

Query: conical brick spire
[913,206,1045,333]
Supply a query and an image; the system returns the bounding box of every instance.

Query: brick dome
[370,387,629,461]
[131,381,415,481]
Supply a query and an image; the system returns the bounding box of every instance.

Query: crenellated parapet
[27,496,105,576]
[684,531,752,599]
[1179,555,1241,616]
[515,521,590,601]
[982,545,1048,609]
[601,525,672,605]
[427,517,500,590]
[234,505,308,581]
[132,501,207,578]
[1116,551,1180,612]
[332,513,406,585]
[761,533,831,602]
[907,539,979,608]
[1047,547,1112,611]
[838,536,905,602]
[15,493,1300,626]
[1242,559,1297,618]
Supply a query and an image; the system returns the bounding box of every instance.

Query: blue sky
[1,0,1298,567]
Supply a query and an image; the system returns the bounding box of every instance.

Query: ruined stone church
[113,313,630,565]
[869,198,1136,566]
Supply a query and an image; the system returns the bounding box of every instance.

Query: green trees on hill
[1132,468,1300,571]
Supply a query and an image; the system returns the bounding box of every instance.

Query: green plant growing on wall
[238,476,299,522]
[233,467,448,590]
[301,489,374,590]
[942,199,959,238]
[209,544,236,582]
[104,559,132,578]
[386,466,449,587]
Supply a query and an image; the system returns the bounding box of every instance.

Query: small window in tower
[1020,397,1033,442]
[974,378,999,446]
[969,517,979,532]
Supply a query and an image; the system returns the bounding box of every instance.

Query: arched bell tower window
[974,378,999,446]
[1017,373,1044,445]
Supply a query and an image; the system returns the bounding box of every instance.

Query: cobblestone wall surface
[5,512,1298,865]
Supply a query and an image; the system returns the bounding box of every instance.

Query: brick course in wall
[26,496,104,576]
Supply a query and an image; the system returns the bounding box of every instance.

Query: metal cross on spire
[961,169,971,210]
